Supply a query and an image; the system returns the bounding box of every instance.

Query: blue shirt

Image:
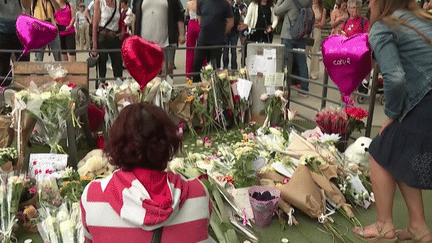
[369,10,432,121]
[197,0,234,45]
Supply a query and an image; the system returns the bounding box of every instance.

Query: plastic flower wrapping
[38,201,84,243]
[0,172,24,243]
[13,81,78,153]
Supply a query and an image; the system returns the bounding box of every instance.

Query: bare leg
[69,54,76,62]
[396,181,432,242]
[62,54,69,61]
[353,157,396,239]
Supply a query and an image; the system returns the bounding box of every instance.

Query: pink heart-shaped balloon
[122,36,164,90]
[322,33,372,104]
[16,15,58,55]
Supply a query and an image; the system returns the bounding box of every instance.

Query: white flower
[287,109,297,121]
[260,93,269,101]
[275,90,284,98]
[204,64,213,71]
[14,90,29,100]
[40,91,51,100]
[60,220,75,243]
[269,127,282,137]
[218,73,227,80]
[169,158,184,170]
[59,85,72,94]
[328,145,337,153]
[319,133,341,143]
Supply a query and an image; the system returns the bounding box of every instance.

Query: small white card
[230,187,254,220]
[237,78,253,100]
[28,153,68,182]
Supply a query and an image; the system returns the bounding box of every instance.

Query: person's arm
[178,21,186,44]
[238,2,253,31]
[369,23,405,121]
[21,0,31,10]
[363,17,370,33]
[225,17,234,34]
[66,3,76,31]
[49,0,61,10]
[270,7,279,31]
[315,8,327,28]
[330,9,341,28]
[91,0,101,56]
[273,0,290,17]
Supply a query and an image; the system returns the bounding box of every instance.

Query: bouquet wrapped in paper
[280,164,326,219]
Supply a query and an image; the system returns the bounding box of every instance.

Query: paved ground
[31,34,386,130]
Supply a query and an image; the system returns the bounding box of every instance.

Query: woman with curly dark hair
[80,103,213,243]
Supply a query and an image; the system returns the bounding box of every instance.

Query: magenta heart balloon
[321,33,372,105]
[16,15,58,55]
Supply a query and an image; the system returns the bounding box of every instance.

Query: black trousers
[192,43,222,82]
[0,33,30,86]
[97,34,123,79]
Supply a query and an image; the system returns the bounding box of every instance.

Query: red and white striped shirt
[80,168,214,243]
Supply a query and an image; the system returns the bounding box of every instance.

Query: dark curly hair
[103,103,181,171]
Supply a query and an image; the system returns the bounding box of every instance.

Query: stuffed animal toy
[344,136,372,173]
[22,205,38,233]
[77,149,115,179]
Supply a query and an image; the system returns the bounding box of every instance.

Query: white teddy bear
[77,149,115,179]
[344,137,373,173]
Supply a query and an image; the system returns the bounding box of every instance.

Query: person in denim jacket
[352,0,432,242]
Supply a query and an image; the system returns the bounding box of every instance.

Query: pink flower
[234,95,240,103]
[283,177,290,184]
[33,161,37,165]
[67,83,77,88]
[34,170,38,175]
[227,109,233,116]
[247,132,255,140]
[29,188,37,194]
[203,136,212,142]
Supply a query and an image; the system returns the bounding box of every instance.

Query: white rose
[59,85,72,94]
[218,73,227,80]
[275,90,284,98]
[205,64,213,71]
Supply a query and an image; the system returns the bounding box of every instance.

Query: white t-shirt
[140,0,169,47]
[99,0,120,32]
[76,11,87,26]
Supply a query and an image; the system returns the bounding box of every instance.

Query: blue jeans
[223,32,238,70]
[282,38,309,91]
[35,34,62,61]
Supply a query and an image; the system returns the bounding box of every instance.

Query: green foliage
[232,150,259,188]
[323,0,336,17]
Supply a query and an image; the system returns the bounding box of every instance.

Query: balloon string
[343,95,355,108]
[0,53,25,87]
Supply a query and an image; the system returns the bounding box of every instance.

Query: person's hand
[266,26,273,33]
[91,47,98,58]
[65,26,71,31]
[238,23,247,31]
[178,34,186,45]
[379,118,394,136]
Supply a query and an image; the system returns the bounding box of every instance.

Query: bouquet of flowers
[0,172,24,243]
[58,167,91,204]
[14,82,79,153]
[315,107,369,136]
[260,90,288,127]
[0,147,18,172]
[38,201,84,243]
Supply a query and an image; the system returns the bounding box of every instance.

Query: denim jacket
[369,10,432,121]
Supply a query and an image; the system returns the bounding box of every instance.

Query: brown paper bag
[318,164,340,181]
[280,164,325,218]
[285,132,321,159]
[144,78,161,103]
[0,115,14,148]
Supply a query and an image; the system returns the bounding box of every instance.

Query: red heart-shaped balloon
[122,36,164,90]
[321,33,372,105]
[16,15,58,55]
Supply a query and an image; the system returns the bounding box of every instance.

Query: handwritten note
[265,72,285,86]
[230,187,254,220]
[28,153,68,182]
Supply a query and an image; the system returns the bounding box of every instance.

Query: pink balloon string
[0,53,25,87]
[342,95,355,107]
